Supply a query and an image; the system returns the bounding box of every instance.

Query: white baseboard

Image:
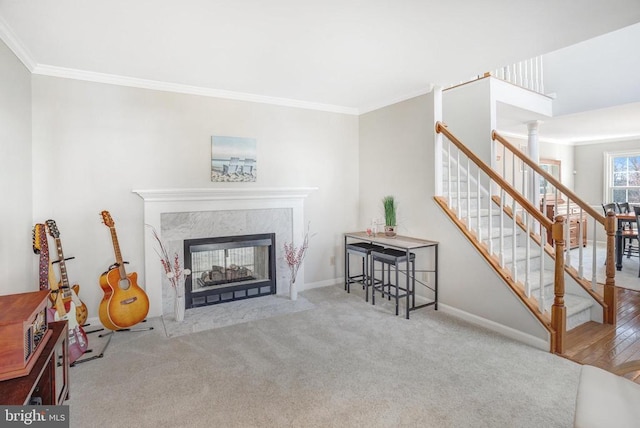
[303,278,341,290]
[438,303,549,351]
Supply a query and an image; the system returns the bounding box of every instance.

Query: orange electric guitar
[99,210,149,330]
[44,220,88,326]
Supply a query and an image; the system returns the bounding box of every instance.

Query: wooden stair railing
[491,131,617,324]
[435,121,567,354]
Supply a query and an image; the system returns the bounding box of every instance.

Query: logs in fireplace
[184,233,276,309]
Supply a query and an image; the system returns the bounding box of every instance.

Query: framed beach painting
[211,136,257,182]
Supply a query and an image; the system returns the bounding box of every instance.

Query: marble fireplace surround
[134,188,317,318]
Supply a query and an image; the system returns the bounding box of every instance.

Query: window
[605,151,640,203]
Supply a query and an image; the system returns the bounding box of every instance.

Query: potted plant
[382,195,397,237]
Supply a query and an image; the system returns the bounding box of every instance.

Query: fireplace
[184,233,276,308]
[134,187,316,317]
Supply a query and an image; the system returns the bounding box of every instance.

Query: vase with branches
[283,223,312,300]
[147,225,191,321]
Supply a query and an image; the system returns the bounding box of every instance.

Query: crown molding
[0,15,36,71]
[0,19,357,115]
[31,64,358,115]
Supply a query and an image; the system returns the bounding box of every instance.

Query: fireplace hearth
[184,233,276,308]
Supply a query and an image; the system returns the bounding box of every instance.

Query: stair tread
[563,293,594,318]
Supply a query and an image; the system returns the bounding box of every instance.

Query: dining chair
[617,202,634,232]
[604,203,635,257]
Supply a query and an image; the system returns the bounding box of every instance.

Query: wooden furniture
[0,321,69,405]
[0,290,51,381]
[541,200,587,249]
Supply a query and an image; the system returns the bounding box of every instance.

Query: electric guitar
[32,223,51,291]
[45,220,89,326]
[33,223,88,363]
[99,210,149,330]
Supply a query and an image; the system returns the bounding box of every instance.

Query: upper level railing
[489,57,544,94]
[491,130,617,324]
[446,56,545,95]
[436,122,567,353]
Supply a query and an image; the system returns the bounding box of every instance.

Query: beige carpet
[161,294,315,338]
[66,284,580,428]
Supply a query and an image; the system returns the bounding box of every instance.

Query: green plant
[382,195,396,226]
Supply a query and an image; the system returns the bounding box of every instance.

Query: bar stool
[345,242,384,301]
[370,248,416,318]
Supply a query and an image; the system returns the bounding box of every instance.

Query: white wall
[544,23,640,116]
[540,141,575,189]
[359,92,548,344]
[442,80,494,166]
[0,39,33,295]
[30,75,359,317]
[574,138,640,207]
[506,135,576,191]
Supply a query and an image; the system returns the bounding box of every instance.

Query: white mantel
[134,187,317,317]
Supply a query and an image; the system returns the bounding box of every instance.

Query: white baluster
[591,218,598,291]
[578,208,584,277]
[539,227,546,312]
[539,56,544,94]
[488,178,494,254]
[466,157,471,230]
[447,141,452,207]
[500,186,505,267]
[525,214,531,297]
[518,61,524,87]
[534,57,540,93]
[457,149,461,218]
[565,199,571,267]
[477,167,481,243]
[512,199,518,283]
[512,153,517,282]
[499,144,506,267]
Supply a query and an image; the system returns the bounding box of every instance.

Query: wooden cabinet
[0,321,69,405]
[542,201,587,249]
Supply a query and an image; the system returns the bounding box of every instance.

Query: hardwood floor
[564,286,640,381]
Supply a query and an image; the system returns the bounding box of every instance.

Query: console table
[344,232,438,318]
[0,321,69,405]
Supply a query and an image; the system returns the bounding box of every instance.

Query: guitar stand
[72,320,153,366]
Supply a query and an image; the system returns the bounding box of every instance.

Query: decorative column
[527,120,542,207]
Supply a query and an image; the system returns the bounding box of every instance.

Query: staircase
[435,122,617,353]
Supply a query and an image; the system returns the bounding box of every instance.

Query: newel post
[551,216,566,354]
[604,211,617,324]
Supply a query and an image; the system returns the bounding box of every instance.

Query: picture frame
[211,136,257,182]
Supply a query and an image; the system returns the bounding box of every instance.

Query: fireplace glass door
[184,233,276,308]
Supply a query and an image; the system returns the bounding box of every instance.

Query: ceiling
[1,1,640,141]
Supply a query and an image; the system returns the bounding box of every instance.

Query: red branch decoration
[284,223,311,284]
[147,225,191,288]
